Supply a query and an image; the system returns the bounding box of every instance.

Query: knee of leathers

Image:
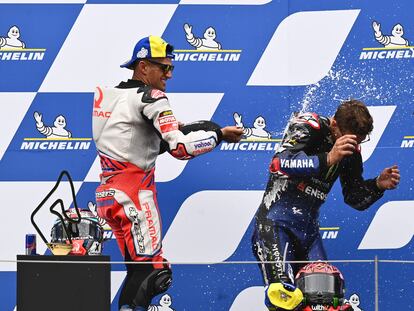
[152,268,173,296]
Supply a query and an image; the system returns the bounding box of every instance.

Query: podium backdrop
[0,1,413,310]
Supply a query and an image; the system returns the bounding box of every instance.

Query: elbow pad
[180,120,222,143]
[159,120,222,154]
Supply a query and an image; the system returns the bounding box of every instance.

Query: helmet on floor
[295,262,345,308]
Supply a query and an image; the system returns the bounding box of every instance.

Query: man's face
[335,126,368,145]
[143,57,173,91]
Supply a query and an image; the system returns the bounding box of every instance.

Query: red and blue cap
[121,35,174,69]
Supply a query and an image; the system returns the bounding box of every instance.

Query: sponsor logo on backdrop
[148,293,175,311]
[0,25,45,61]
[359,21,414,60]
[401,135,414,148]
[20,111,91,150]
[174,23,241,62]
[344,293,363,311]
[320,227,339,240]
[220,112,280,151]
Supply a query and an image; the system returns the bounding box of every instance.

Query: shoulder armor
[139,85,168,103]
[294,112,321,129]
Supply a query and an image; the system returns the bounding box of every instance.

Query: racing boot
[265,280,303,310]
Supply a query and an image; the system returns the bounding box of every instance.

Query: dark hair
[334,99,373,136]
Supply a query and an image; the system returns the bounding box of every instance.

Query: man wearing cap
[92,35,243,311]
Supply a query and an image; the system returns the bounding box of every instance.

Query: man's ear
[137,60,148,74]
[330,118,340,139]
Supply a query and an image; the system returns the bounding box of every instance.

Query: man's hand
[376,165,400,190]
[327,134,357,166]
[221,126,243,143]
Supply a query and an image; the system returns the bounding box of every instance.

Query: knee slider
[152,268,172,295]
[133,267,172,308]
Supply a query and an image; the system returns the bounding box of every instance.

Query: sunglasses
[146,59,175,74]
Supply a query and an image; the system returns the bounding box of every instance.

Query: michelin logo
[373,21,408,48]
[174,23,241,62]
[20,111,91,150]
[234,112,271,139]
[344,293,363,311]
[34,111,72,138]
[0,25,45,61]
[0,25,25,49]
[360,21,414,60]
[148,294,175,311]
[401,135,414,148]
[184,23,222,50]
[221,112,280,151]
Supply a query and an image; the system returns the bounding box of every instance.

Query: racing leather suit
[92,79,223,308]
[252,112,384,285]
[93,79,222,261]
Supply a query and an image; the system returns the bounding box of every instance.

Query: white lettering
[20,140,91,150]
[401,140,414,148]
[48,141,58,149]
[378,51,386,59]
[20,142,34,149]
[172,52,241,62]
[174,53,184,61]
[220,142,234,150]
[1,52,12,60]
[386,50,396,58]
[247,143,257,150]
[0,52,45,61]
[198,53,208,61]
[12,53,20,60]
[208,53,216,61]
[359,51,373,60]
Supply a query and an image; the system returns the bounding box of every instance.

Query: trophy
[30,170,82,255]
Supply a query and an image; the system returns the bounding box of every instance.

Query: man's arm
[142,88,242,160]
[339,152,385,211]
[269,116,328,177]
